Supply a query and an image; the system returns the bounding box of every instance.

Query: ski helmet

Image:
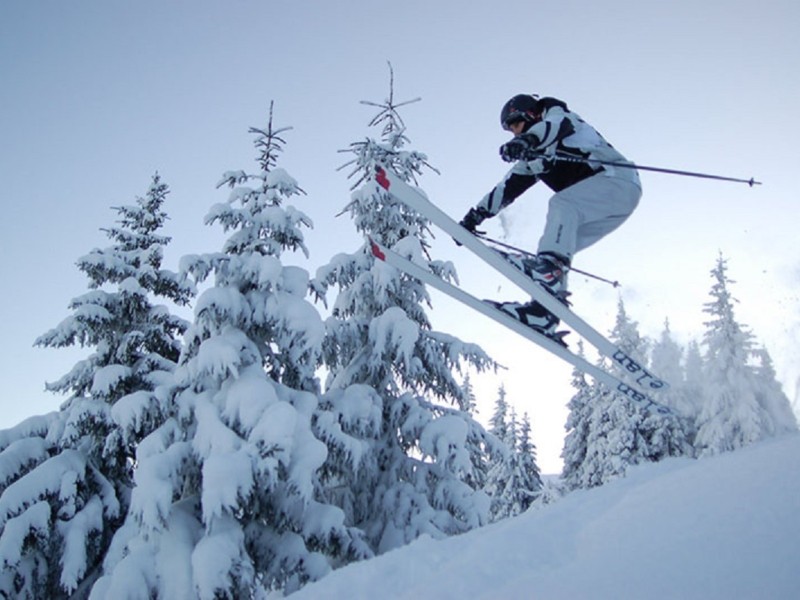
[500,94,540,131]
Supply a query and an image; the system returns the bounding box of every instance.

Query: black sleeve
[503,171,538,207]
[474,170,538,219]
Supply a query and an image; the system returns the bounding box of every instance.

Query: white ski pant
[537,174,641,261]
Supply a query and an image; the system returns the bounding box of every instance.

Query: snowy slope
[293,434,800,600]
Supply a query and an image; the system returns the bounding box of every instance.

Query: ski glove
[499,134,538,163]
[459,208,488,233]
[456,208,489,245]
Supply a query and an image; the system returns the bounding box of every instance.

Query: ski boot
[500,251,570,300]
[484,299,568,346]
[487,252,571,345]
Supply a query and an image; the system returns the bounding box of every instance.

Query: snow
[130,428,191,531]
[239,254,283,289]
[91,529,159,600]
[194,287,250,329]
[119,276,146,296]
[111,390,156,435]
[0,501,51,565]
[249,400,297,459]
[0,449,86,528]
[155,501,202,600]
[178,327,256,384]
[292,434,800,600]
[266,167,300,194]
[91,364,132,396]
[280,265,310,297]
[369,306,420,370]
[191,515,252,600]
[419,415,469,473]
[200,448,254,523]
[314,385,381,471]
[266,292,325,354]
[0,437,50,486]
[73,297,113,322]
[0,413,57,451]
[220,365,280,432]
[57,495,104,592]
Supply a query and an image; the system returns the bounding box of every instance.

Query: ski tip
[368,237,386,261]
[375,166,390,190]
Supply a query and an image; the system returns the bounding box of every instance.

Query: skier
[459,93,641,335]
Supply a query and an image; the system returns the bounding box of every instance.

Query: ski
[369,238,670,414]
[374,165,669,392]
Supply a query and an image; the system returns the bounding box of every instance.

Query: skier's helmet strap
[500,94,541,131]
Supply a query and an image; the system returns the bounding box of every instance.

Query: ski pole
[476,234,621,288]
[531,151,762,187]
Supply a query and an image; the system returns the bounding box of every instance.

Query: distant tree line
[561,259,797,492]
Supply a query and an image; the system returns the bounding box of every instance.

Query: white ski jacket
[475,97,640,219]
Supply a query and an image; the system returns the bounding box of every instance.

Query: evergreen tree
[616,303,690,467]
[92,106,369,599]
[570,301,650,487]
[684,340,705,394]
[695,254,795,455]
[311,69,495,553]
[752,348,798,436]
[484,388,542,520]
[0,174,192,598]
[560,341,593,491]
[517,412,543,501]
[579,384,640,488]
[484,386,515,520]
[459,372,493,490]
[461,372,478,414]
[568,300,688,488]
[682,338,706,443]
[532,477,564,508]
[650,320,685,396]
[649,319,697,447]
[488,385,511,442]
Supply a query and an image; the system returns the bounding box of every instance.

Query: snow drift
[293,434,800,600]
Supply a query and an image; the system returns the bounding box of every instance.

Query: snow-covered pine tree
[565,302,649,488]
[616,302,690,466]
[483,387,542,520]
[571,299,689,488]
[575,387,633,488]
[488,385,511,443]
[91,105,369,599]
[459,372,494,493]
[311,68,495,553]
[752,348,798,436]
[483,386,514,520]
[531,477,564,508]
[0,174,192,599]
[695,254,794,456]
[560,341,593,491]
[516,412,543,504]
[684,339,706,425]
[650,320,685,398]
[650,319,698,446]
[461,372,478,414]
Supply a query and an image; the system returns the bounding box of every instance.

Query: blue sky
[2,1,798,471]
